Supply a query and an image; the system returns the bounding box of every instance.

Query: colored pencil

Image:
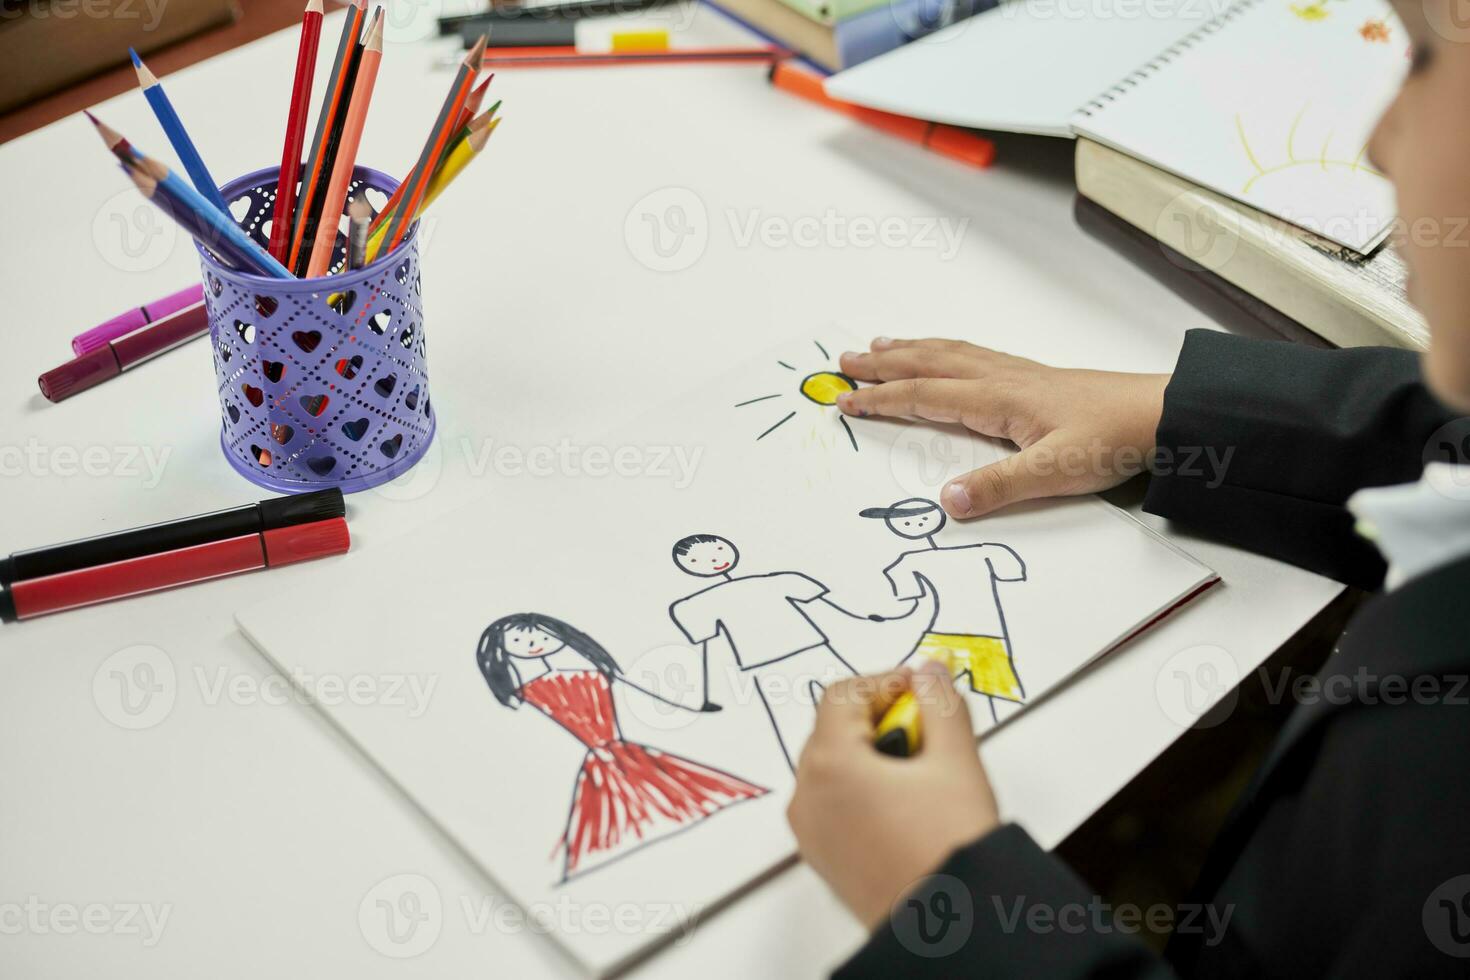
[269,0,325,261]
[347,197,372,270]
[296,18,368,276]
[307,9,385,278]
[129,49,231,214]
[381,34,485,256]
[287,0,367,272]
[119,164,249,272]
[366,99,498,240]
[365,113,500,263]
[475,46,788,67]
[366,76,493,238]
[126,153,295,278]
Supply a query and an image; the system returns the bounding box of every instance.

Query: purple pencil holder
[202,165,434,495]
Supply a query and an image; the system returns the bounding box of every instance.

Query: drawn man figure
[668,534,857,771]
[860,498,1027,723]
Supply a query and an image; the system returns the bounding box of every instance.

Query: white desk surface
[0,4,1342,976]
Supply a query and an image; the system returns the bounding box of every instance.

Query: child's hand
[838,338,1170,518]
[787,662,1000,931]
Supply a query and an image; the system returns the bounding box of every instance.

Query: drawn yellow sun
[736,340,860,451]
[800,371,857,406]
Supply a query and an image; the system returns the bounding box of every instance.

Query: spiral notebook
[826,0,1406,252]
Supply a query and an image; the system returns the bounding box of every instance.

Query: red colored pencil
[269,0,325,261]
[380,34,485,255]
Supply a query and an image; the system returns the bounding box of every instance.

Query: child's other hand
[838,338,1170,518]
[787,662,1000,931]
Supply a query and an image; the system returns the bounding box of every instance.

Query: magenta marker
[71,283,205,356]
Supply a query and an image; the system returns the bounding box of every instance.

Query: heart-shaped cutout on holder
[226,403,240,424]
[300,393,330,417]
[399,325,416,350]
[341,418,370,441]
[250,445,272,467]
[208,273,223,297]
[364,187,388,212]
[292,330,322,354]
[335,355,363,380]
[270,423,295,445]
[229,195,251,223]
[326,290,357,315]
[216,340,231,364]
[368,310,392,335]
[254,295,279,318]
[235,320,255,344]
[373,374,397,398]
[380,433,404,459]
[404,386,420,412]
[261,360,286,383]
[241,384,264,408]
[395,261,409,285]
[307,456,337,476]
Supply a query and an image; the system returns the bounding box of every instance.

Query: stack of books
[705,0,990,73]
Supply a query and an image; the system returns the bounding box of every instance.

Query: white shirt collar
[1348,464,1470,591]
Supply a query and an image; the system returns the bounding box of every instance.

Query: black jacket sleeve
[1143,330,1458,589]
[834,824,1175,979]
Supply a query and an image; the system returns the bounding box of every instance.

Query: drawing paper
[236,337,1216,974]
[826,0,1406,251]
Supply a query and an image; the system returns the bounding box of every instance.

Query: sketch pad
[236,337,1217,974]
[826,0,1405,252]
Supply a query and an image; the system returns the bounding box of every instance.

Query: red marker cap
[38,347,120,402]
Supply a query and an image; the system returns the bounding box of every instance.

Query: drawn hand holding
[787,661,1000,931]
[837,338,1169,519]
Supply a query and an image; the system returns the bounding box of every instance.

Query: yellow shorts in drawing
[915,633,1023,702]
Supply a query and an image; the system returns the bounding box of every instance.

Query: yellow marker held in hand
[873,650,954,757]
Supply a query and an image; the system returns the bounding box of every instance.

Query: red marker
[39,300,207,402]
[0,518,349,622]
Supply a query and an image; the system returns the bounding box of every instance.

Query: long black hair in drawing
[476,613,622,708]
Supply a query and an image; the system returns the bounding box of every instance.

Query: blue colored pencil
[130,48,231,215]
[120,166,248,272]
[130,154,294,279]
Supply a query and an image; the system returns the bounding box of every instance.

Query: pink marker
[71,283,204,356]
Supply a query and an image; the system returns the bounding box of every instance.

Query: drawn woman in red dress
[476,613,768,882]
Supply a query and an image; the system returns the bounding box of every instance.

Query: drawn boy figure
[668,534,857,771]
[860,497,1027,723]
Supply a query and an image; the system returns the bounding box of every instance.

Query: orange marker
[769,61,995,169]
[307,9,385,278]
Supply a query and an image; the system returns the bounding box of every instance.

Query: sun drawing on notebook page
[736,340,860,452]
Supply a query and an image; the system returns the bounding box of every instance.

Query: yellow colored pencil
[364,113,500,263]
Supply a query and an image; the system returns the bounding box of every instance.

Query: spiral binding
[1073,0,1270,118]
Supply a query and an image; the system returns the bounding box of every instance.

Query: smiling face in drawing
[673,535,740,577]
[501,624,566,659]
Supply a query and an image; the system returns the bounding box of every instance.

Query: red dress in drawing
[519,671,767,879]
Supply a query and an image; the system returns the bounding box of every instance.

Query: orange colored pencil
[269,0,325,261]
[380,34,485,255]
[367,76,493,237]
[287,0,367,271]
[306,9,385,278]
